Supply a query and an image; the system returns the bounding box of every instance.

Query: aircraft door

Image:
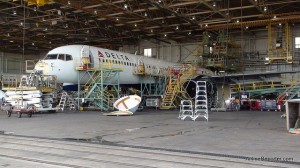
[137,57,145,74]
[81,45,94,68]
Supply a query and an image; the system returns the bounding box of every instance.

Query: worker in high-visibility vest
[233,96,240,111]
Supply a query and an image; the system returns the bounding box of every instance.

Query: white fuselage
[34,45,184,85]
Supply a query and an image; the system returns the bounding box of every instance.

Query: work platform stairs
[89,87,115,111]
[277,84,300,103]
[57,91,77,111]
[179,81,209,121]
[140,75,168,97]
[160,65,196,109]
[82,70,119,111]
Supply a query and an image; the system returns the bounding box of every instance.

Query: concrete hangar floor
[0,109,299,168]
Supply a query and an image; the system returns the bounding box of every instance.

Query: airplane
[34,45,216,98]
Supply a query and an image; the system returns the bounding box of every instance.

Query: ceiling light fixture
[164,34,167,37]
[176,26,179,30]
[264,6,267,12]
[13,10,16,15]
[124,4,128,9]
[94,10,97,14]
[33,7,37,11]
[192,16,195,20]
[144,12,147,17]
[213,2,216,7]
[134,23,137,27]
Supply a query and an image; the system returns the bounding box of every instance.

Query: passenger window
[58,54,65,60]
[66,54,72,61]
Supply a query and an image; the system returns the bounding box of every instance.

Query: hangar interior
[0,0,300,167]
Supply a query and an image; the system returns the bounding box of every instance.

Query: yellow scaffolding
[26,0,52,6]
[160,65,196,109]
[267,22,292,64]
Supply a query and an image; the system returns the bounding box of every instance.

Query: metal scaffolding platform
[160,65,196,109]
[266,22,292,64]
[139,74,168,97]
[77,68,122,111]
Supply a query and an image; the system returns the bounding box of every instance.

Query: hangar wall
[2,25,300,75]
[122,40,202,63]
[0,52,43,74]
[130,24,300,74]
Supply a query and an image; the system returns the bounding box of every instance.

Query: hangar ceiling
[0,0,300,54]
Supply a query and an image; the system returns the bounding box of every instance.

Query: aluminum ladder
[178,100,193,120]
[193,81,208,121]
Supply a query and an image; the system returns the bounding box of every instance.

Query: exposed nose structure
[34,61,50,75]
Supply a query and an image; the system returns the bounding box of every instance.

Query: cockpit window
[58,54,65,60]
[45,54,57,60]
[66,54,72,61]
[45,54,73,61]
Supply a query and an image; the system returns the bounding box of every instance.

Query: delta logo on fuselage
[98,50,130,61]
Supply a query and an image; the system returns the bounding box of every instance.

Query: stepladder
[179,100,193,120]
[193,81,208,121]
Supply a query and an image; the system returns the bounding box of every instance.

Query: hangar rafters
[0,0,300,53]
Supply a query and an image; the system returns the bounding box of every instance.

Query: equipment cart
[2,103,35,118]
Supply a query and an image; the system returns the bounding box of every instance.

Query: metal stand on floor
[193,81,208,121]
[179,100,193,120]
[178,81,209,121]
[57,91,77,111]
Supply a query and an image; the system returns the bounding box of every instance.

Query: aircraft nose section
[34,61,50,75]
